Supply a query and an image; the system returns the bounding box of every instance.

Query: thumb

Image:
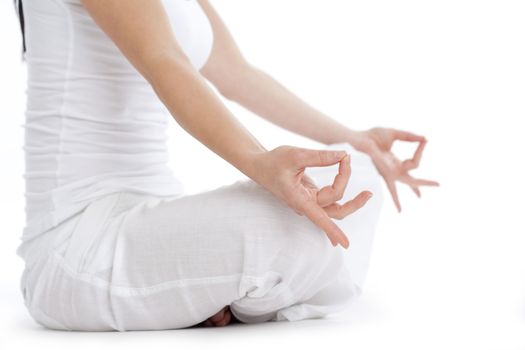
[295,148,348,168]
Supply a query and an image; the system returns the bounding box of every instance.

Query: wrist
[234,145,268,182]
[345,129,374,154]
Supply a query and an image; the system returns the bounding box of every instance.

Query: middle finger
[400,174,440,187]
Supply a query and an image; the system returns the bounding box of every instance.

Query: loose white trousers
[19,142,384,331]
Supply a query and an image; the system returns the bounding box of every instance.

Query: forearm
[146,54,267,179]
[227,64,363,147]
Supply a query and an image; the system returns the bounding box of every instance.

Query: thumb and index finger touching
[293,147,355,249]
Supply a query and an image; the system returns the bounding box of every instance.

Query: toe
[215,309,232,327]
[209,306,227,323]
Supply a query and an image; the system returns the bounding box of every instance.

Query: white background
[1,0,525,349]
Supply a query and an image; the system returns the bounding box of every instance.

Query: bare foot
[200,305,239,327]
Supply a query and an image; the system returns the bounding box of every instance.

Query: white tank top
[17,0,214,259]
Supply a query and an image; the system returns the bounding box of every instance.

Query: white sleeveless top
[17,0,214,259]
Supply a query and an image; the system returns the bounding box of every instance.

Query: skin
[80,0,439,327]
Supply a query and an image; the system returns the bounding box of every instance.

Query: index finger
[317,154,351,207]
[402,139,426,170]
[301,201,350,249]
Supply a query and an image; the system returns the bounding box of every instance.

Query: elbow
[142,50,195,87]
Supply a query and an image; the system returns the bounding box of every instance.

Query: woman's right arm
[81,0,267,179]
[81,0,372,249]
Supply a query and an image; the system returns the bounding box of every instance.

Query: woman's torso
[17,0,214,260]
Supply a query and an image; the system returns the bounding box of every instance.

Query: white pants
[19,142,384,331]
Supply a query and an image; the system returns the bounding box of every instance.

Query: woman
[13,0,438,330]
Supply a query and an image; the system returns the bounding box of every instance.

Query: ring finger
[323,190,373,220]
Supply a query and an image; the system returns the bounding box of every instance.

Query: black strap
[15,0,26,54]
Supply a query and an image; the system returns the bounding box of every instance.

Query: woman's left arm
[198,0,439,211]
[198,0,361,148]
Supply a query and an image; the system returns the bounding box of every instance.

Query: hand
[352,127,440,212]
[250,145,373,249]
